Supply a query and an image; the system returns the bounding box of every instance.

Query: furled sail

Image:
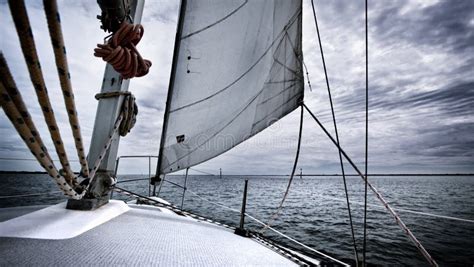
[157,0,304,175]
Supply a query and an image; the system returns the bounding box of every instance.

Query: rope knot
[94,22,152,79]
[119,93,137,136]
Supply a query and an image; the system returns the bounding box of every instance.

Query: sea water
[1,173,473,266]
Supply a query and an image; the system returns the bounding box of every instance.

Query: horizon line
[1,171,474,176]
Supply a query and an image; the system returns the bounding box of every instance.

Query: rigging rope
[0,75,81,198]
[0,157,79,162]
[260,104,303,233]
[302,104,438,266]
[94,21,152,79]
[310,0,359,263]
[9,0,76,185]
[0,55,51,164]
[43,0,89,178]
[84,93,137,182]
[0,62,136,199]
[4,0,138,199]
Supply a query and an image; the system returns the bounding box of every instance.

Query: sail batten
[157,0,304,175]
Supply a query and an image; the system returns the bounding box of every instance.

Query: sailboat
[0,0,441,266]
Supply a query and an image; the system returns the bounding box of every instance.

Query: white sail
[158,0,304,175]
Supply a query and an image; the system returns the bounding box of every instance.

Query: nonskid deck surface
[0,203,300,266]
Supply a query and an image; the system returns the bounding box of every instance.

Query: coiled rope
[118,93,137,136]
[94,22,152,79]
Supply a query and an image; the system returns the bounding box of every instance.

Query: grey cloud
[1,0,473,174]
[142,1,179,24]
[408,122,474,157]
[373,1,474,54]
[138,98,164,111]
[365,81,474,116]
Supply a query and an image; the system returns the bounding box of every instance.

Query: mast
[87,0,144,198]
[154,0,187,185]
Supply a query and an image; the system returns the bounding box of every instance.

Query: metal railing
[113,155,188,198]
[114,155,158,197]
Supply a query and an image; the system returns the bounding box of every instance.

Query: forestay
[158,0,304,175]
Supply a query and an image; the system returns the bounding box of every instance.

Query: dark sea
[1,173,473,266]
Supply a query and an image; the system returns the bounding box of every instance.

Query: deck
[0,201,320,266]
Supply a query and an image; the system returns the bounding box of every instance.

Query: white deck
[0,202,307,266]
[0,200,129,239]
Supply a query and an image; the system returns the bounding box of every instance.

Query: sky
[0,0,473,175]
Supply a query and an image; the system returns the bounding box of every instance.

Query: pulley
[96,0,131,33]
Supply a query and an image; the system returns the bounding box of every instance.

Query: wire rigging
[310,0,359,263]
[260,104,304,232]
[319,194,474,224]
[181,168,189,210]
[302,104,438,266]
[189,167,216,176]
[363,0,369,264]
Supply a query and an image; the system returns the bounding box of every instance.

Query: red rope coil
[94,22,152,79]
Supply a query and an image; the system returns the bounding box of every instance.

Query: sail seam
[164,79,270,169]
[181,0,249,40]
[264,78,299,84]
[252,88,301,129]
[272,56,300,77]
[169,8,302,114]
[164,80,301,171]
[257,82,298,107]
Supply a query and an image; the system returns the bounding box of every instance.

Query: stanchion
[235,179,249,237]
